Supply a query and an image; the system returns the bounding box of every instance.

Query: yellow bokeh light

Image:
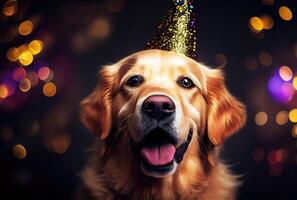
[18,20,33,36]
[292,125,297,138]
[28,40,43,55]
[260,14,274,30]
[6,47,19,62]
[293,77,297,90]
[13,144,27,159]
[0,84,9,99]
[279,66,293,81]
[275,111,289,125]
[289,109,297,123]
[258,51,272,67]
[19,50,33,66]
[3,0,18,16]
[19,78,31,92]
[279,6,293,21]
[43,82,57,97]
[249,16,263,32]
[255,112,268,126]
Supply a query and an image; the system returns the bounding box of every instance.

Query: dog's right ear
[80,65,117,140]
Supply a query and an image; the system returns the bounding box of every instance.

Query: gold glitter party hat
[145,0,197,59]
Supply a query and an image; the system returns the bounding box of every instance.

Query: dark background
[0,0,297,199]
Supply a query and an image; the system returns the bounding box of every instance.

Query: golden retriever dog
[78,49,246,200]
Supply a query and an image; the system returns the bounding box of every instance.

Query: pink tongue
[140,144,176,166]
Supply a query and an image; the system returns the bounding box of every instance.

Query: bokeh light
[18,44,28,54]
[88,18,111,40]
[0,126,14,141]
[275,111,289,125]
[279,6,293,21]
[4,81,15,96]
[268,75,293,102]
[270,164,282,176]
[6,47,20,62]
[43,82,56,97]
[0,84,9,99]
[252,148,265,162]
[267,149,285,167]
[28,40,44,55]
[255,111,268,126]
[292,125,297,138]
[18,20,34,36]
[249,16,263,33]
[26,71,39,87]
[260,15,274,30]
[12,67,26,82]
[3,0,18,16]
[13,144,27,159]
[279,66,293,81]
[214,53,227,66]
[19,50,33,66]
[280,82,295,99]
[47,134,71,154]
[289,109,297,123]
[105,0,126,13]
[261,0,275,6]
[44,69,54,82]
[19,78,31,92]
[258,51,272,67]
[38,67,50,80]
[293,77,297,90]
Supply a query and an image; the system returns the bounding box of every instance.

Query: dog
[78,49,246,200]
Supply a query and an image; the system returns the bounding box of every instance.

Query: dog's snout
[142,95,175,120]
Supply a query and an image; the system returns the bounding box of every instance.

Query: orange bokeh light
[19,78,31,92]
[3,0,18,16]
[43,82,57,97]
[0,84,9,99]
[279,66,293,81]
[279,6,293,21]
[13,144,27,159]
[18,20,34,36]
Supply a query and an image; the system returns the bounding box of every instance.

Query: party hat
[145,0,197,60]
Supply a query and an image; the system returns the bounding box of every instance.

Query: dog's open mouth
[134,127,193,177]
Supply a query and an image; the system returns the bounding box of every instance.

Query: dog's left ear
[204,68,246,146]
[80,65,117,140]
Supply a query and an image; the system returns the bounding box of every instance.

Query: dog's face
[81,50,246,178]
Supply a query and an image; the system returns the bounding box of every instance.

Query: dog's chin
[140,160,177,178]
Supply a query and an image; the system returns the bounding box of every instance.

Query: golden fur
[79,50,246,200]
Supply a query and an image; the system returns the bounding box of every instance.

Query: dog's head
[81,50,246,178]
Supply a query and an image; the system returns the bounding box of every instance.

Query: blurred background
[0,0,296,199]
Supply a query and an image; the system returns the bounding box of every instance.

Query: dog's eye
[178,77,195,89]
[126,75,144,87]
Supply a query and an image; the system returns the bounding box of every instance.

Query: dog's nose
[142,95,175,120]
